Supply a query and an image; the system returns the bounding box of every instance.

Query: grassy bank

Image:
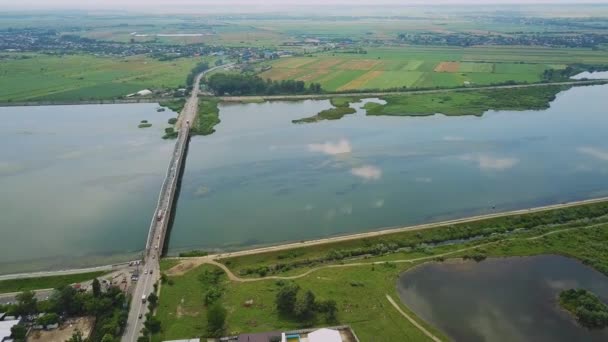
[364,85,568,116]
[191,99,220,136]
[154,200,608,341]
[221,201,608,278]
[0,271,106,294]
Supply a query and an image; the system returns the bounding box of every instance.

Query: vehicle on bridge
[156,210,164,221]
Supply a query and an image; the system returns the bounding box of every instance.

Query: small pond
[397,255,608,342]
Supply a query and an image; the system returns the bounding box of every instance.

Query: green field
[0,54,200,102]
[257,46,608,91]
[0,271,106,294]
[154,201,608,341]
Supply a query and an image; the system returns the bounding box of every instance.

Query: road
[219,79,608,102]
[121,64,229,342]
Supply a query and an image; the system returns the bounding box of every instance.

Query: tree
[92,278,101,298]
[144,315,161,334]
[206,303,227,337]
[16,290,37,317]
[147,292,158,308]
[294,290,316,321]
[37,313,59,326]
[10,324,27,341]
[101,333,116,342]
[67,330,84,342]
[318,299,338,323]
[275,282,300,316]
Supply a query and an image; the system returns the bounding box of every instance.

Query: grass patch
[160,99,186,113]
[365,85,569,116]
[160,259,181,272]
[191,99,220,136]
[0,271,106,293]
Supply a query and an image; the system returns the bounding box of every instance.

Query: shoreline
[3,199,608,281]
[0,97,181,107]
[184,195,608,261]
[1,80,606,108]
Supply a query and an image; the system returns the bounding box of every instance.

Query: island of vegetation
[364,85,570,117]
[292,97,358,124]
[191,99,221,136]
[138,120,152,128]
[559,288,608,329]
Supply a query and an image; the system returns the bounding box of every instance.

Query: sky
[3,0,608,11]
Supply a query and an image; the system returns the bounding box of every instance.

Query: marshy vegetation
[292,97,358,123]
[138,120,152,128]
[191,99,220,136]
[559,289,608,329]
[364,85,570,116]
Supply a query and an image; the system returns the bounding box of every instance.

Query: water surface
[571,71,608,79]
[397,255,608,342]
[168,85,608,253]
[0,104,174,274]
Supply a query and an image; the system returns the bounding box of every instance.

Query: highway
[121,64,226,342]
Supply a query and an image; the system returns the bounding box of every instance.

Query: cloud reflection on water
[307,139,352,155]
[578,146,608,161]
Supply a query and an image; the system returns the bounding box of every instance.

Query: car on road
[144,270,148,275]
[138,313,143,319]
[150,270,153,275]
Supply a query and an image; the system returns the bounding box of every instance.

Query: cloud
[351,165,382,180]
[308,139,352,155]
[578,146,608,161]
[461,154,519,171]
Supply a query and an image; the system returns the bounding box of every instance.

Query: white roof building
[0,320,20,342]
[307,328,342,342]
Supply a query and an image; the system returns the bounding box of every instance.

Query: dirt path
[166,221,607,283]
[386,294,443,342]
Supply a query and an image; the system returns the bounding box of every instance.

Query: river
[2,85,608,273]
[167,84,608,254]
[397,255,608,341]
[0,104,175,274]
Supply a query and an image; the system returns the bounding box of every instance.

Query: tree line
[207,73,323,96]
[0,279,128,342]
